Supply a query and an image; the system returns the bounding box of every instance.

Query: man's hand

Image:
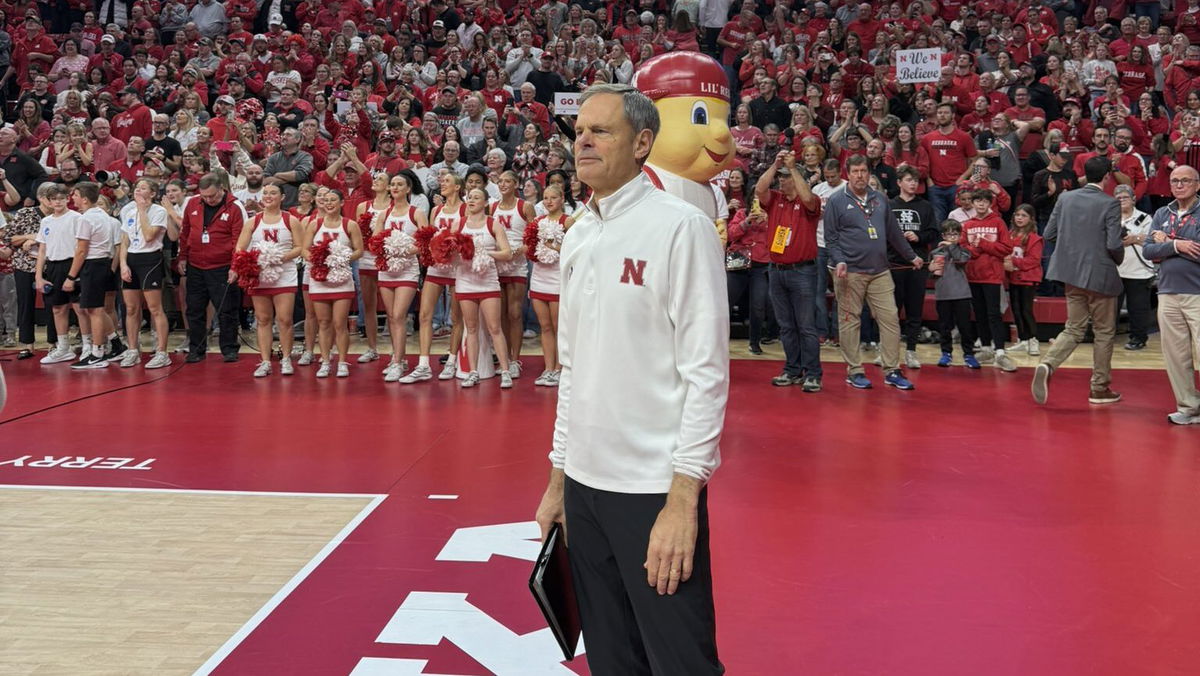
[534,468,566,542]
[1152,230,1169,243]
[227,269,238,284]
[1046,179,1057,195]
[904,231,918,242]
[645,474,701,596]
[911,256,924,270]
[62,278,76,293]
[835,261,848,278]
[1177,239,1200,257]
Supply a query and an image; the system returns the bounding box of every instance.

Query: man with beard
[1007,62,1059,122]
[262,129,314,209]
[55,158,84,191]
[1074,126,1145,198]
[234,164,265,215]
[144,113,183,173]
[865,138,898,198]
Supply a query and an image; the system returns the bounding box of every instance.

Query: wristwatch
[67,274,79,282]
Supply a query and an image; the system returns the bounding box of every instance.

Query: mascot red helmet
[632,52,731,103]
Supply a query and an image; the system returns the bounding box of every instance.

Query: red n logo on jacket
[620,258,647,286]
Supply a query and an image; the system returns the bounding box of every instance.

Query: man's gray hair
[579,84,660,138]
[485,147,508,162]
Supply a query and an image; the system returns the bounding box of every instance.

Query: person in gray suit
[1032,156,1125,405]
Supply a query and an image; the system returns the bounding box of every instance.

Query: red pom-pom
[308,240,331,281]
[523,222,541,263]
[232,249,261,291]
[414,227,436,267]
[367,231,389,271]
[455,232,475,261]
[357,211,375,240]
[429,229,460,266]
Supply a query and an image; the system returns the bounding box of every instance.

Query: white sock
[107,332,117,342]
[57,336,68,350]
[92,344,104,358]
[418,355,430,368]
[82,336,92,351]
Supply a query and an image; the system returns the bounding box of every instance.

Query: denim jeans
[928,184,959,223]
[727,264,769,347]
[768,263,822,379]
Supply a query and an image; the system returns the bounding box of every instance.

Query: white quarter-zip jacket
[549,173,730,494]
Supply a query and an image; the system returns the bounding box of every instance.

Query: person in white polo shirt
[34,184,84,364]
[534,84,728,675]
[66,182,122,369]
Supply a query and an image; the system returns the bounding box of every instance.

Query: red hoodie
[960,211,1013,284]
[1007,231,1044,286]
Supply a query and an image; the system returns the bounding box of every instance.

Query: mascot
[632,52,736,244]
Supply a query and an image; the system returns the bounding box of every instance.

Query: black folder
[528,522,581,661]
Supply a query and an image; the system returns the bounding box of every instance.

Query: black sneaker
[107,339,127,360]
[1123,341,1146,351]
[748,344,763,355]
[17,349,33,360]
[222,352,240,363]
[771,372,800,386]
[72,354,108,369]
[185,352,206,363]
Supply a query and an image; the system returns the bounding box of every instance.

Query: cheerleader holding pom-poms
[490,170,537,379]
[524,183,573,386]
[373,172,428,382]
[401,172,466,384]
[234,183,304,377]
[352,171,391,365]
[455,187,514,389]
[303,188,363,378]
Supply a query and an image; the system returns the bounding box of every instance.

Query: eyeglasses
[1170,178,1198,185]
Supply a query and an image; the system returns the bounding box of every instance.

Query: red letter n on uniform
[620,258,647,286]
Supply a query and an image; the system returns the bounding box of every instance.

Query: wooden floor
[0,488,374,675]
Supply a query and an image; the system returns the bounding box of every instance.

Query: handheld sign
[554,92,581,116]
[896,48,942,84]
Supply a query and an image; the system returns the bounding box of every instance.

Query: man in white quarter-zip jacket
[534,84,729,674]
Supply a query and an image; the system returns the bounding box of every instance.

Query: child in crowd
[67,182,123,369]
[948,187,976,223]
[961,189,1017,372]
[34,184,85,365]
[929,220,978,368]
[1005,204,1044,356]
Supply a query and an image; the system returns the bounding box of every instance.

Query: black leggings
[14,269,57,346]
[892,267,928,350]
[937,298,974,356]
[970,282,1007,350]
[1009,284,1038,341]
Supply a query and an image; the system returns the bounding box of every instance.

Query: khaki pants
[833,270,901,375]
[1041,284,1117,390]
[1157,293,1200,416]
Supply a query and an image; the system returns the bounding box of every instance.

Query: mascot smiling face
[632,52,735,182]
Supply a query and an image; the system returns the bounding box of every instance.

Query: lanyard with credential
[849,192,880,240]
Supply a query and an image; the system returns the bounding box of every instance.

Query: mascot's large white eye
[691,101,709,125]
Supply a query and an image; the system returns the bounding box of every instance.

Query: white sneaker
[316,362,331,378]
[1028,338,1040,356]
[438,361,457,380]
[399,363,432,383]
[144,352,171,369]
[119,349,141,368]
[994,352,1018,372]
[357,348,379,364]
[383,363,402,382]
[522,329,536,339]
[279,357,294,375]
[336,361,350,378]
[1009,340,1028,353]
[460,370,479,387]
[254,361,271,378]
[1167,411,1200,425]
[40,347,76,364]
[905,350,921,370]
[534,370,552,386]
[977,347,996,364]
[500,371,513,389]
[548,370,561,386]
[297,350,314,365]
[508,361,521,378]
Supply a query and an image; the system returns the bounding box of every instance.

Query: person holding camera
[1032,156,1125,406]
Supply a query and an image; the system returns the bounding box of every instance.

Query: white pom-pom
[535,219,565,265]
[383,230,416,271]
[252,240,288,285]
[325,240,353,285]
[471,234,493,273]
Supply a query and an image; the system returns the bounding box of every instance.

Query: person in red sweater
[111,89,154,144]
[921,102,978,222]
[1004,204,1044,356]
[1073,126,1147,199]
[960,189,1017,372]
[1047,99,1095,153]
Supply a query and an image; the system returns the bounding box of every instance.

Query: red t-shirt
[762,189,820,264]
[920,127,977,187]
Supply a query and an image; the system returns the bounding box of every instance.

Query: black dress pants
[186,265,240,357]
[564,477,723,676]
[1121,277,1155,343]
[892,267,928,350]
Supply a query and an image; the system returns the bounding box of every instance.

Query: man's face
[482,120,497,138]
[935,105,953,127]
[200,186,224,206]
[280,89,295,105]
[1170,166,1200,201]
[92,121,111,140]
[1113,129,1133,153]
[59,161,80,180]
[971,198,990,214]
[520,85,535,102]
[0,128,16,152]
[282,129,301,150]
[1014,89,1030,107]
[1093,129,1110,150]
[847,163,870,193]
[128,137,145,155]
[573,92,651,195]
[246,165,264,186]
[444,142,460,162]
[153,115,169,135]
[866,139,884,159]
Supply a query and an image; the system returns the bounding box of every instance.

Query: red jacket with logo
[1007,231,1044,286]
[960,212,1013,284]
[179,193,248,270]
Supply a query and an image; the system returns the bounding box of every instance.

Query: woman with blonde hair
[169,108,200,150]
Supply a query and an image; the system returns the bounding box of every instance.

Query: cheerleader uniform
[454,218,501,301]
[377,204,421,289]
[427,202,465,287]
[246,212,300,296]
[489,199,530,285]
[308,219,357,301]
[529,214,566,302]
[358,202,387,278]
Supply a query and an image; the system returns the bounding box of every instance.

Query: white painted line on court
[193,493,388,675]
[0,483,386,499]
[428,494,459,500]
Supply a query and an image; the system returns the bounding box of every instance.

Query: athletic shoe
[1031,363,1051,405]
[400,364,433,383]
[1028,338,1040,356]
[336,361,350,378]
[461,371,479,388]
[279,357,294,375]
[884,370,914,390]
[1124,340,1146,351]
[845,373,872,389]
[1009,340,1028,353]
[509,361,522,378]
[357,348,379,363]
[1167,412,1200,425]
[185,352,205,363]
[1088,388,1121,404]
[771,372,800,386]
[748,344,763,355]
[1,334,14,347]
[433,326,452,338]
[500,371,513,389]
[41,347,76,364]
[522,329,537,339]
[297,350,314,366]
[801,376,822,393]
[535,370,553,386]
[18,349,34,360]
[254,361,271,378]
[222,352,240,363]
[937,353,952,368]
[438,362,457,380]
[119,349,141,368]
[964,354,981,369]
[72,354,103,369]
[316,362,331,378]
[106,338,127,361]
[994,352,1018,372]
[977,347,996,364]
[383,363,402,383]
[905,350,921,370]
[144,352,171,370]
[548,370,561,387]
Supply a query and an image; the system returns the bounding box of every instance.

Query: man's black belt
[769,260,816,271]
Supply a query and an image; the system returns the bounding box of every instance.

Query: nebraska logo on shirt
[619,258,647,286]
[967,226,999,246]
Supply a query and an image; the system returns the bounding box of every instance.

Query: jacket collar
[1168,197,1200,218]
[584,172,655,221]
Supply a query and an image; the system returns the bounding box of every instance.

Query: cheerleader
[234,183,304,377]
[375,173,428,382]
[353,172,391,365]
[303,188,364,378]
[527,183,572,386]
[116,178,172,369]
[490,170,537,377]
[455,188,514,388]
[401,172,466,383]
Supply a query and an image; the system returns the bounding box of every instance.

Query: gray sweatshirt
[824,187,916,275]
[1143,199,1200,295]
[929,242,972,301]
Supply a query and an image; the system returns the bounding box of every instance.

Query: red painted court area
[3,357,1200,675]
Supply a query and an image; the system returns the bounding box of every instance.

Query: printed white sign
[896,48,942,83]
[553,92,581,115]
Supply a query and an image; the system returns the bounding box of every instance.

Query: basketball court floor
[2,338,1199,675]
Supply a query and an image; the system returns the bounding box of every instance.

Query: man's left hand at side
[645,474,702,596]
